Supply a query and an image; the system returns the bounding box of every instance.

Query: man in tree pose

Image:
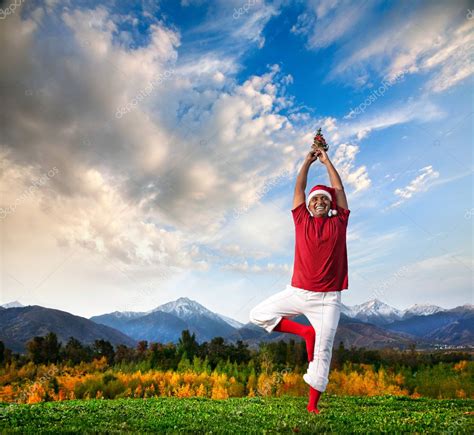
[249,148,350,414]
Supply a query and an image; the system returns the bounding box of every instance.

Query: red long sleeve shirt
[290,202,350,292]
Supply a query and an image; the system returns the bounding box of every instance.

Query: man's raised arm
[316,149,349,210]
[293,151,318,209]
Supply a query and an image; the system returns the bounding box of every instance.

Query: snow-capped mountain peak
[92,297,243,330]
[152,297,215,319]
[341,298,456,325]
[341,298,404,325]
[403,304,445,317]
[354,298,403,317]
[1,301,25,309]
[150,297,241,328]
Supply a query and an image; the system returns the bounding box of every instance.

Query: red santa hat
[306,184,338,217]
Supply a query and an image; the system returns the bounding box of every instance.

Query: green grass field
[1,395,472,433]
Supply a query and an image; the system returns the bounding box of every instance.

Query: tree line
[0,332,471,373]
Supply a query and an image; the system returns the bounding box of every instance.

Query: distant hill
[384,305,474,345]
[228,313,426,350]
[425,316,474,346]
[0,306,136,353]
[90,310,188,344]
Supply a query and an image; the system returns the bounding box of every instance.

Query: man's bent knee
[249,307,282,333]
[248,306,261,325]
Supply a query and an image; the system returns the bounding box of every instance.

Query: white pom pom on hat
[306,184,338,217]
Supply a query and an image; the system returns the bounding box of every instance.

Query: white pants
[248,284,341,392]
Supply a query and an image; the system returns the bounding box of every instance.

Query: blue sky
[0,0,472,322]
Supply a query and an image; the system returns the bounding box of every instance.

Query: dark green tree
[43,332,61,363]
[149,342,177,370]
[0,341,4,365]
[27,336,45,364]
[228,340,251,364]
[27,333,61,364]
[204,337,228,368]
[115,344,135,364]
[93,339,115,364]
[137,340,148,356]
[63,337,90,365]
[177,330,199,361]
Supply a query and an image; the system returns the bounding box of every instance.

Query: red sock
[273,318,316,362]
[307,387,322,414]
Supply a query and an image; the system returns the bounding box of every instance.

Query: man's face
[309,194,330,217]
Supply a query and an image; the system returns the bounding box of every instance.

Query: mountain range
[1,297,472,353]
[340,299,448,325]
[0,305,136,353]
[89,298,241,343]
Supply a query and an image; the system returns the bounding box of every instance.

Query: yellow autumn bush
[1,360,472,403]
[327,364,408,396]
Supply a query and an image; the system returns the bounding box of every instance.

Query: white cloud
[3,1,468,319]
[390,165,440,208]
[0,153,208,273]
[183,0,279,53]
[291,0,374,49]
[332,143,371,193]
[213,198,295,261]
[343,96,446,138]
[332,1,473,92]
[0,2,311,285]
[280,96,445,201]
[348,227,407,271]
[422,19,474,93]
[221,260,292,274]
[392,252,473,307]
[429,168,474,188]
